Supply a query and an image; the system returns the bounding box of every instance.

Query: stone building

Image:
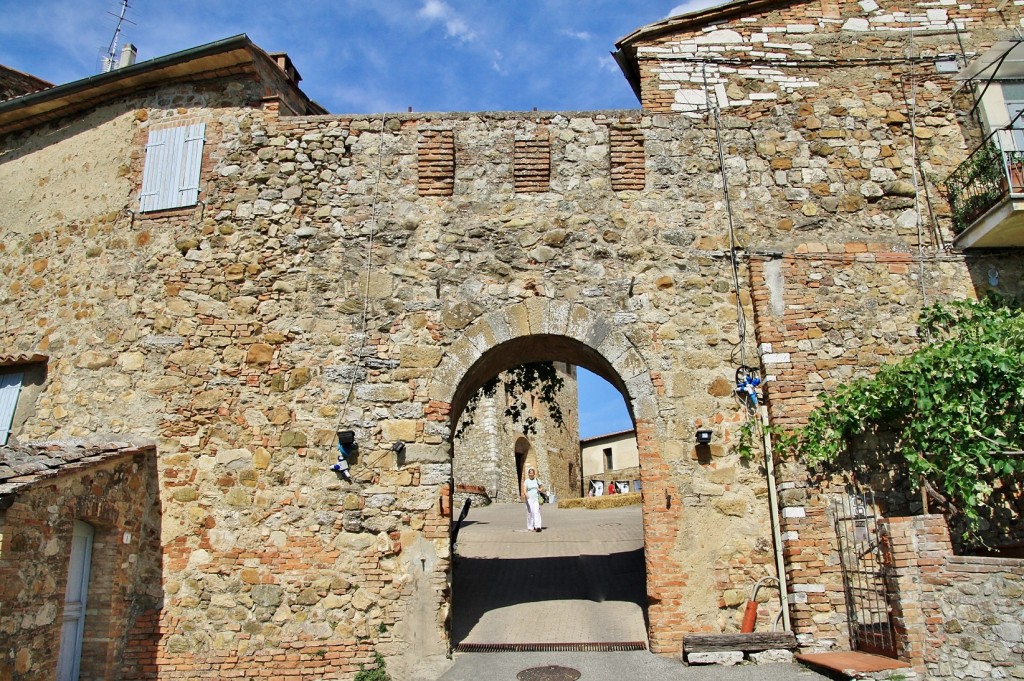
[1,0,1023,678]
[452,362,581,505]
[580,429,640,495]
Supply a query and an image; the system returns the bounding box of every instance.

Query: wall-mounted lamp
[332,430,356,481]
[695,429,713,445]
[391,441,405,454]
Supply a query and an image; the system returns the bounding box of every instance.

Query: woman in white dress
[521,467,545,532]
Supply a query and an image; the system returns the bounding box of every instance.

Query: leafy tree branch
[455,362,566,438]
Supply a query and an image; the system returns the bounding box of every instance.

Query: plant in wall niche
[455,362,566,437]
[775,295,1024,535]
[354,651,392,681]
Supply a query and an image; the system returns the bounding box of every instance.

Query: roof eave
[0,35,323,136]
[614,0,805,81]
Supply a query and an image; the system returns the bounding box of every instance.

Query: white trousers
[525,498,542,530]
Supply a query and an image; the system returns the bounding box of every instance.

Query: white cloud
[491,49,508,76]
[668,0,720,18]
[561,29,591,41]
[417,0,476,42]
[598,54,619,74]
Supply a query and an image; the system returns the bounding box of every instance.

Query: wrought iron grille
[945,126,1024,235]
[832,491,897,659]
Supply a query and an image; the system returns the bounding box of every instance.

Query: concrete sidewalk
[437,652,833,681]
[452,504,647,647]
[435,503,835,680]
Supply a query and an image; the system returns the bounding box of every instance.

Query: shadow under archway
[451,504,648,648]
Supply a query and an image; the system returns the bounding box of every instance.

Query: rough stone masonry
[1,0,1024,678]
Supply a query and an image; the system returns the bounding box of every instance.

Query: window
[603,447,613,472]
[1001,82,1024,150]
[0,372,23,445]
[139,123,206,212]
[0,358,47,445]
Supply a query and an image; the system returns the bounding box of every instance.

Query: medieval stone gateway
[2,1,1024,679]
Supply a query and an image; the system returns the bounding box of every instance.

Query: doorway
[57,520,94,681]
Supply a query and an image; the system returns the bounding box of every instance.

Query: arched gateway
[428,299,688,654]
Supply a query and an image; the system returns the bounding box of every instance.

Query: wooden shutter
[0,372,23,445]
[139,123,206,212]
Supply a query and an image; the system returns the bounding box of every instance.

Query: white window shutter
[177,123,206,206]
[139,123,206,212]
[0,372,24,445]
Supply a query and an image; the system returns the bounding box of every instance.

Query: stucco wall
[0,104,136,236]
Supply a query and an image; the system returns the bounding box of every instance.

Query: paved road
[452,503,647,646]
[429,503,834,681]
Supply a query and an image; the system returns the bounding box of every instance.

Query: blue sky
[0,0,705,438]
[0,0,710,113]
[577,368,633,439]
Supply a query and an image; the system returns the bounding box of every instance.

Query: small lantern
[332,430,357,481]
[695,429,713,445]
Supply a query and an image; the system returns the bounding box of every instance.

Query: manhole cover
[517,665,581,681]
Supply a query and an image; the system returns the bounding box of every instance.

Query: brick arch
[427,299,656,428]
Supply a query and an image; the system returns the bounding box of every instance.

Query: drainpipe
[761,403,792,632]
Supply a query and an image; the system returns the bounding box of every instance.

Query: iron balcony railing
[946,125,1024,235]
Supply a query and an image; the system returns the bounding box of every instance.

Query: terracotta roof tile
[0,353,48,367]
[0,440,155,505]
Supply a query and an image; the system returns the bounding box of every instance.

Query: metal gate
[832,491,897,658]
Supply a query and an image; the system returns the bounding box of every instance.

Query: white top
[524,477,542,501]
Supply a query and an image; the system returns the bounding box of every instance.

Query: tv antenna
[102,0,136,72]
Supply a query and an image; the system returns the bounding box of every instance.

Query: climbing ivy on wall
[777,294,1024,532]
[455,362,565,438]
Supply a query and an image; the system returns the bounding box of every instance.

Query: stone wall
[453,362,581,504]
[626,0,1009,115]
[881,514,1024,679]
[0,443,161,681]
[1,95,773,667]
[2,0,1024,672]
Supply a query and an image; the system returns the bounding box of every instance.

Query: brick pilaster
[878,515,952,675]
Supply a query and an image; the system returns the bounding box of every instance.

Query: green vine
[775,294,1024,533]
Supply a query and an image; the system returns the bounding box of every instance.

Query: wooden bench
[682,632,798,656]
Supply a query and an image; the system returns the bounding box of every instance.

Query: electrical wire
[334,116,388,474]
[905,1,930,310]
[705,64,749,371]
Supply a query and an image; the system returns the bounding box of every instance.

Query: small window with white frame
[139,123,207,212]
